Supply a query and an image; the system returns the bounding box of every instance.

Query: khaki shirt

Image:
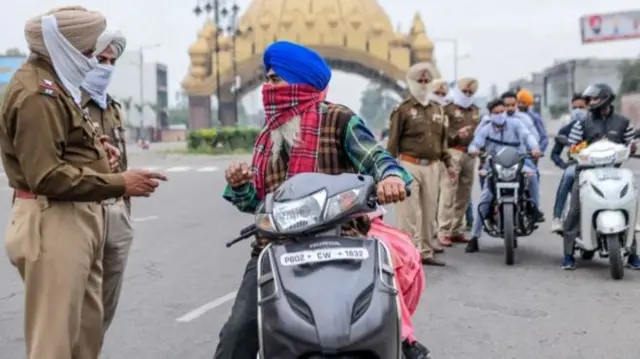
[386,97,451,167]
[444,103,481,147]
[81,92,129,172]
[0,56,126,201]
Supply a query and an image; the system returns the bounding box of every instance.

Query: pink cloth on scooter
[367,216,425,342]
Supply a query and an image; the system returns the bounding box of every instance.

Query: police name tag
[595,168,621,180]
[279,247,370,266]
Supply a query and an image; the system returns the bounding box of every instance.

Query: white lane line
[142,166,162,171]
[133,216,158,222]
[165,166,191,172]
[196,166,219,172]
[176,291,238,323]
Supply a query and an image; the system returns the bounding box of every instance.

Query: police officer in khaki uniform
[387,63,456,266]
[80,28,134,338]
[438,78,480,246]
[0,8,166,359]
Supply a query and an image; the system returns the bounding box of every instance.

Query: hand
[376,176,407,205]
[457,125,471,138]
[225,162,253,188]
[446,167,457,182]
[99,135,121,170]
[122,169,168,197]
[468,149,480,157]
[531,149,541,159]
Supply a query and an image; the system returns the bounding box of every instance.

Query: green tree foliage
[359,82,400,130]
[618,59,640,95]
[2,47,26,56]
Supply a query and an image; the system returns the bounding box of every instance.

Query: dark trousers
[213,257,259,359]
[562,179,581,256]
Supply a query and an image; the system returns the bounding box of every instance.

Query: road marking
[197,166,219,172]
[165,166,191,172]
[133,216,158,222]
[142,166,162,171]
[176,291,238,323]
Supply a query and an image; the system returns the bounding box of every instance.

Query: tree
[615,59,640,109]
[3,47,26,56]
[359,82,400,130]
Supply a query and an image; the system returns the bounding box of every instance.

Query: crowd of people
[3,5,640,359]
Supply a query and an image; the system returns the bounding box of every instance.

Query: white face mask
[41,15,98,104]
[452,87,475,108]
[427,92,448,106]
[83,64,115,109]
[407,79,429,106]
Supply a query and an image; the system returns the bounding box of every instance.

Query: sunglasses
[434,92,447,97]
[416,79,429,84]
[461,89,474,95]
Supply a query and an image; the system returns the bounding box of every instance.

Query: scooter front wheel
[606,234,624,280]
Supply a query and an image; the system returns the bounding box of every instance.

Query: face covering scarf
[42,14,98,104]
[251,83,324,199]
[571,108,588,122]
[452,87,475,108]
[82,64,115,109]
[427,93,448,106]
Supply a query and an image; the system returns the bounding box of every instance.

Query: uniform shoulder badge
[38,79,58,98]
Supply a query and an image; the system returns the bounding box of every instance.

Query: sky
[1,0,639,112]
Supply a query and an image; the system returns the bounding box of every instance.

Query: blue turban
[263,41,331,90]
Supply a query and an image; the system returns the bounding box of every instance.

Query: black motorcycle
[477,148,539,265]
[226,173,411,359]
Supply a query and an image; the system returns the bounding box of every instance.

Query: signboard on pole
[580,10,640,43]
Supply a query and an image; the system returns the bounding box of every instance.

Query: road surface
[1,153,640,359]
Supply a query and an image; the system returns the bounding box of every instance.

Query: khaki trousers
[438,149,475,236]
[395,160,441,258]
[102,199,134,337]
[4,198,105,359]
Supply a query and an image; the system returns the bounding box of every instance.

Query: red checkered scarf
[252,84,326,200]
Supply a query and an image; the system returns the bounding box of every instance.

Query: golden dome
[413,35,434,50]
[238,0,396,36]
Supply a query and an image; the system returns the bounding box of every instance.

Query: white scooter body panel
[578,167,637,250]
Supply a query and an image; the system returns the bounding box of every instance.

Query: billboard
[580,10,640,43]
[0,56,26,84]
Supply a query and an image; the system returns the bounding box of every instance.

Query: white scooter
[575,140,638,280]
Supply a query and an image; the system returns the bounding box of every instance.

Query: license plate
[595,168,621,180]
[279,247,370,266]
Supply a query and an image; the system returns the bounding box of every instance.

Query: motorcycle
[477,148,539,265]
[226,173,407,359]
[572,139,638,280]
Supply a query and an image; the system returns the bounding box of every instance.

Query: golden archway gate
[182,0,441,128]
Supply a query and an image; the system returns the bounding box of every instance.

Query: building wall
[108,51,168,130]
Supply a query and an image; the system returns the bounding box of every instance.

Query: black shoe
[534,209,545,223]
[465,237,479,253]
[402,340,431,359]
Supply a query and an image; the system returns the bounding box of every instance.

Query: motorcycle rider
[502,91,541,146]
[476,99,506,188]
[465,111,541,253]
[549,94,588,232]
[218,41,430,359]
[517,89,549,157]
[562,83,640,270]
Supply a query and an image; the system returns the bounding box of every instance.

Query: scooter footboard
[257,237,401,359]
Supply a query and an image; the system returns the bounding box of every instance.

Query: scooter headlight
[270,190,327,233]
[495,163,519,181]
[324,188,362,220]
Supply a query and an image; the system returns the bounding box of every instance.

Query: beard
[270,116,301,163]
[407,80,429,106]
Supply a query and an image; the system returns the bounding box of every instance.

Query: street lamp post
[138,44,160,141]
[194,0,222,126]
[432,38,470,81]
[223,2,252,125]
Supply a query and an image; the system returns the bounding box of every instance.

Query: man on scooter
[549,94,588,232]
[465,112,541,253]
[218,41,430,359]
[562,83,640,270]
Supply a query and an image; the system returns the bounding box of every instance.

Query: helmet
[582,83,615,111]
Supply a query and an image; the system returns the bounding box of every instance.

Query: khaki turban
[407,62,435,82]
[24,6,106,56]
[457,77,479,94]
[428,78,449,93]
[94,28,127,58]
